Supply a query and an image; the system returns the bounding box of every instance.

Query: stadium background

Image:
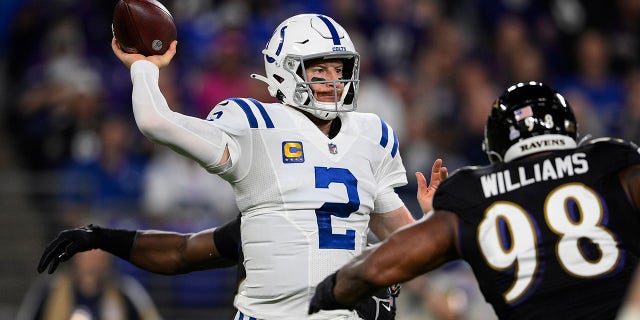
[1,0,638,319]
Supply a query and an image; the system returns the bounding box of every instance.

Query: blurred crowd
[3,0,640,319]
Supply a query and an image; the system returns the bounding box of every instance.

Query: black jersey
[433,138,640,320]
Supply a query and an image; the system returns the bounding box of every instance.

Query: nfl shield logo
[328,143,338,154]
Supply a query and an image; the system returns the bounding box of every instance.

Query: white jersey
[208,98,407,319]
[129,61,407,319]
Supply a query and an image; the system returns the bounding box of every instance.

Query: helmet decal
[266,26,288,63]
[316,15,341,45]
[513,106,533,121]
[509,126,520,140]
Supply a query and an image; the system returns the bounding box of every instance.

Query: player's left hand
[354,285,400,320]
[37,225,99,274]
[309,271,352,314]
[416,158,448,214]
[111,37,177,69]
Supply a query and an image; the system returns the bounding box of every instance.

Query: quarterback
[107,13,446,320]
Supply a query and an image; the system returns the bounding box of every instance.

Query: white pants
[233,310,363,320]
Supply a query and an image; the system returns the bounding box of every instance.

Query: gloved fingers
[47,257,61,274]
[37,238,68,273]
[39,240,80,274]
[60,242,80,261]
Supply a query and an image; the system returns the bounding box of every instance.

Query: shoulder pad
[207,98,275,129]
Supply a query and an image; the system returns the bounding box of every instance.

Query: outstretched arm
[129,228,236,274]
[340,210,459,304]
[38,216,240,275]
[309,210,460,313]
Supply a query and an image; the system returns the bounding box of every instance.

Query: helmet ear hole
[341,57,355,80]
[344,84,355,104]
[295,66,304,79]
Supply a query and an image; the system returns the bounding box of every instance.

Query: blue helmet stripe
[248,98,275,128]
[316,15,341,45]
[229,98,258,128]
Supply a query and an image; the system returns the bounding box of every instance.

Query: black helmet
[483,81,578,163]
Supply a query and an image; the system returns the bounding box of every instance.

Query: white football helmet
[251,14,360,120]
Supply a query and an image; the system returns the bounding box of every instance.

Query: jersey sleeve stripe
[379,118,389,148]
[229,98,259,128]
[248,98,275,128]
[379,119,399,158]
[238,312,256,320]
[391,131,399,158]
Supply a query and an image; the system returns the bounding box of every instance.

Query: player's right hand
[111,37,177,70]
[37,225,99,274]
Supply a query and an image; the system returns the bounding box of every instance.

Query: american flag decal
[328,143,338,154]
[514,106,533,121]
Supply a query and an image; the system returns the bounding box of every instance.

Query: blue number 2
[314,167,360,250]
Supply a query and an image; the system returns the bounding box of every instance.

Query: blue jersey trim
[379,119,399,158]
[248,98,275,128]
[238,312,256,320]
[229,98,259,128]
[391,130,399,158]
[379,118,389,148]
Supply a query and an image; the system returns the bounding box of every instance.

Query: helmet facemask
[291,54,359,120]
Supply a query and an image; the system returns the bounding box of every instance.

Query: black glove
[354,284,401,320]
[37,224,136,274]
[309,271,352,315]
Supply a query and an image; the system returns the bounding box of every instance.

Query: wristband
[310,271,353,313]
[90,225,137,260]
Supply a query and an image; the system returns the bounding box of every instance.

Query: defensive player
[39,209,428,320]
[108,13,447,320]
[309,81,640,319]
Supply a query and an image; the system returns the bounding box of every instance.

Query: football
[112,0,177,56]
